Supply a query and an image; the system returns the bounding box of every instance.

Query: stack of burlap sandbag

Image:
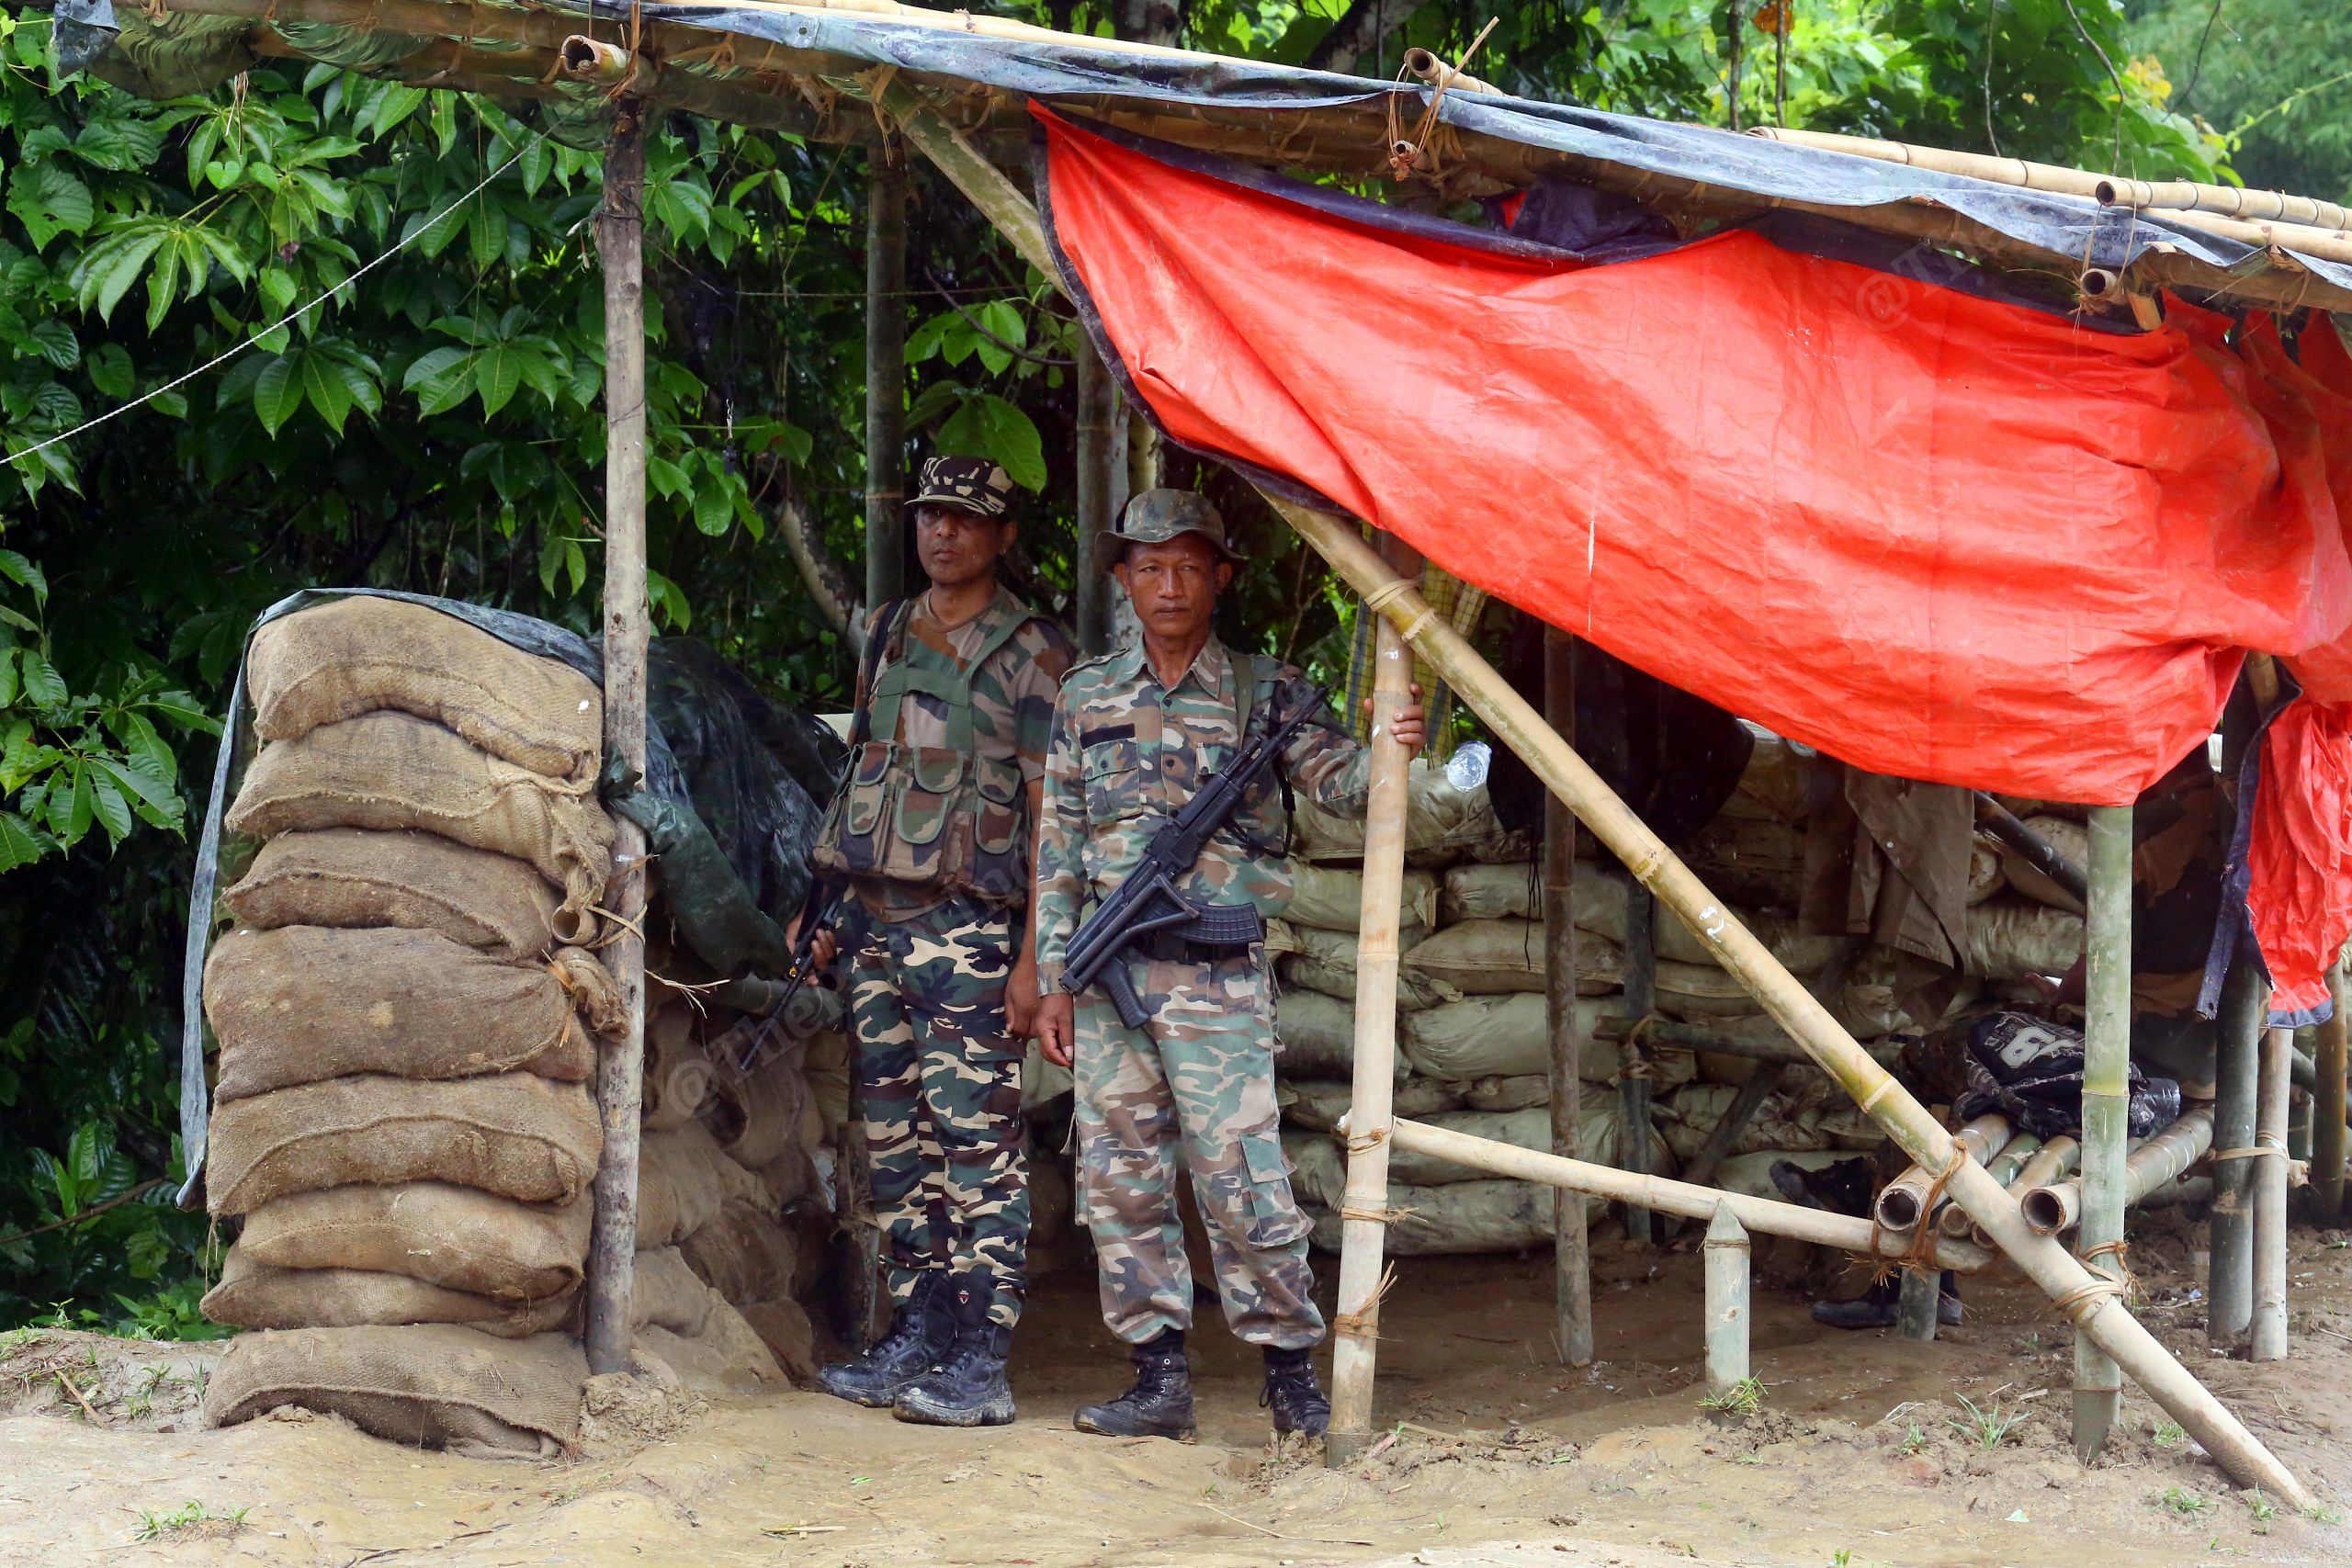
[1272,731,1926,1254]
[195,596,779,1452]
[1964,802,2089,982]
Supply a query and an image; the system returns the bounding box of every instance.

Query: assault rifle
[1058,700,1316,1028]
[735,876,845,1070]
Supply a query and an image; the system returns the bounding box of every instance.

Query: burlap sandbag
[736,1297,819,1386]
[637,1123,763,1248]
[247,595,602,784]
[630,1246,716,1337]
[700,1053,810,1169]
[1290,759,1510,865]
[1283,862,1440,932]
[1397,994,1700,1089]
[1402,919,1622,997]
[678,1201,804,1306]
[1279,1076,1461,1133]
[239,1182,592,1300]
[227,711,614,935]
[641,1006,716,1133]
[2002,813,2090,914]
[1272,989,1407,1081]
[1272,920,1452,1010]
[548,947,625,1038]
[202,1242,575,1337]
[1462,1073,1550,1112]
[1963,895,2085,980]
[205,1324,584,1458]
[205,926,590,1102]
[634,1300,786,1395]
[208,1073,602,1214]
[1306,1179,1554,1256]
[223,829,561,960]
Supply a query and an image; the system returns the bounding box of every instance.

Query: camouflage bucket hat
[909,456,1016,519]
[1102,488,1243,567]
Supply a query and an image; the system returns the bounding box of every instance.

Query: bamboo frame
[2022,1108,2214,1235]
[2254,1026,2292,1361]
[2318,963,2348,1224]
[1941,1132,2041,1238]
[2211,963,2264,1343]
[2075,802,2132,1458]
[1324,539,1418,1464]
[1274,502,2310,1508]
[1873,1113,2009,1232]
[1702,1207,1750,1392]
[1543,630,1593,1366]
[582,104,650,1377]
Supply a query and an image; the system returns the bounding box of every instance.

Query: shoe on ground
[894,1271,1016,1427]
[1074,1330,1195,1440]
[1261,1345,1329,1438]
[817,1271,953,1407]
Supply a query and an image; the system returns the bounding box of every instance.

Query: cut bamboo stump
[1874,1113,2010,1234]
[1544,628,1592,1367]
[584,105,650,1378]
[2023,1110,2213,1236]
[1943,1134,2042,1238]
[2253,1025,2293,1363]
[1702,1207,1750,1394]
[2075,803,2132,1460]
[870,99,2315,1510]
[1325,541,1419,1465]
[1895,1269,1939,1343]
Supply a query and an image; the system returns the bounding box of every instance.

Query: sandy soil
[5,1213,2350,1568]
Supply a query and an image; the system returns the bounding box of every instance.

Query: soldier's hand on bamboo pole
[1360,684,1428,752]
[1035,991,1075,1067]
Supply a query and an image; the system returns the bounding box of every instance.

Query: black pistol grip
[1101,959,1150,1030]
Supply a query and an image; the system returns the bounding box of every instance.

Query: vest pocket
[972,755,1023,858]
[895,747,965,849]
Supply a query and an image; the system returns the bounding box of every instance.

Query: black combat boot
[893,1271,1016,1427]
[817,1271,953,1407]
[1261,1345,1329,1438]
[1073,1329,1196,1440]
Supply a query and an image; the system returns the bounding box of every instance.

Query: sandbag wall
[196,596,809,1454]
[1272,741,1937,1255]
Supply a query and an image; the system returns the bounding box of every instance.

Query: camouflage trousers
[850,896,1030,1328]
[1073,949,1323,1349]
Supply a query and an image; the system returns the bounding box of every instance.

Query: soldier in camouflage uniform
[808,456,1075,1427]
[1032,491,1424,1442]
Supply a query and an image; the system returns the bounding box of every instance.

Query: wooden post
[1544,628,1593,1367]
[2253,1024,2292,1361]
[584,103,649,1379]
[1073,345,1117,655]
[2074,803,2132,1457]
[1895,1269,1939,1342]
[1620,876,1657,1247]
[2211,959,2264,1344]
[1324,541,1419,1465]
[1274,503,2311,1508]
[1702,1206,1750,1393]
[865,97,2313,1513]
[2318,961,2348,1224]
[864,145,908,614]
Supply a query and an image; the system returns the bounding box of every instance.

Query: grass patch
[132,1502,247,1542]
[1699,1377,1765,1418]
[1946,1395,2023,1451]
[2159,1486,2217,1518]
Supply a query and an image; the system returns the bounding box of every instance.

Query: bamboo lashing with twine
[868,77,2314,1511]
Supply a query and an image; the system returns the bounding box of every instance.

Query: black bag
[1951,1012,2180,1141]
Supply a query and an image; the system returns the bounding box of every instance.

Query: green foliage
[1947,1394,2024,1450]
[1699,1376,1767,1416]
[2130,0,2352,203]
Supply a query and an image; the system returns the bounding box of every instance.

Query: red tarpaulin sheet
[1035,107,2352,1017]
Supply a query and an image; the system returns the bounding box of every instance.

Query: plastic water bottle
[1445,739,1491,793]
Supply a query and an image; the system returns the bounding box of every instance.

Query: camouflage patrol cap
[1102,488,1243,567]
[910,456,1017,519]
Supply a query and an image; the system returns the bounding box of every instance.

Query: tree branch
[1304,0,1432,76]
[774,490,860,637]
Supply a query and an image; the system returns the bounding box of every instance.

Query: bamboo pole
[2023,1108,2213,1235]
[1702,1207,1750,1393]
[1073,347,1117,655]
[1544,629,1593,1367]
[1275,503,2311,1508]
[1748,126,2352,265]
[2075,802,2132,1458]
[1943,1133,2041,1238]
[1873,1113,2010,1233]
[2211,961,2265,1344]
[873,98,2313,1510]
[2253,1026,2292,1362]
[1895,1269,1939,1342]
[2318,962,2348,1225]
[1364,1115,1989,1269]
[1977,1135,2075,1249]
[1620,874,1657,1247]
[864,147,909,615]
[1325,538,1419,1465]
[583,104,650,1379]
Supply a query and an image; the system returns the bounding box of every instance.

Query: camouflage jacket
[1034,634,1373,987]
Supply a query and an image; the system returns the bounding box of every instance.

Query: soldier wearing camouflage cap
[807,454,1075,1427]
[1032,488,1426,1443]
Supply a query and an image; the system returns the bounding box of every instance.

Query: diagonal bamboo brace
[1275,500,2311,1510]
[869,84,2311,1510]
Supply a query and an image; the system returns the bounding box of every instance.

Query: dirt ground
[6,1213,2352,1568]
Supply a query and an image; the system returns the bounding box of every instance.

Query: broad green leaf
[0,549,50,606]
[646,455,689,499]
[253,355,303,438]
[92,757,178,825]
[300,352,355,434]
[17,649,66,708]
[0,810,53,873]
[87,770,130,844]
[6,164,94,250]
[692,479,734,537]
[138,690,221,735]
[467,197,504,271]
[0,649,17,708]
[85,343,133,400]
[473,344,523,417]
[26,320,78,370]
[937,394,1046,492]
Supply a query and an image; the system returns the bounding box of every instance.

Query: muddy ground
[5,1213,2351,1567]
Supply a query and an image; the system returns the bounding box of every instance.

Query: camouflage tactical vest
[809,597,1037,906]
